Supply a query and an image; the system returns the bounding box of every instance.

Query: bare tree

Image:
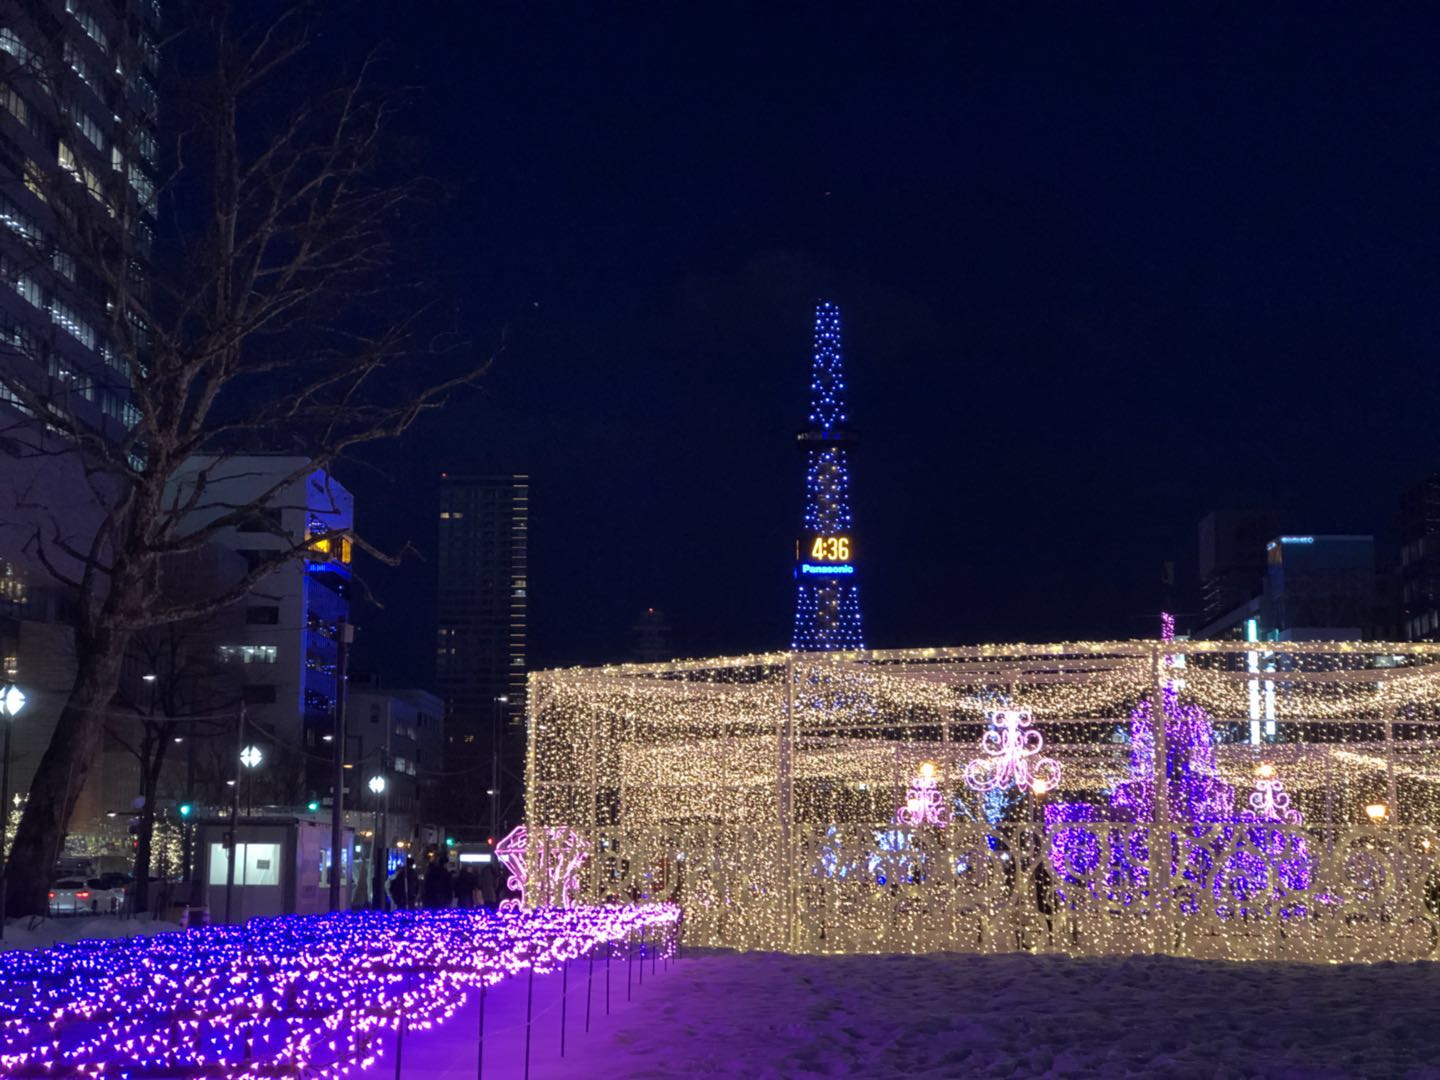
[0,3,485,916]
[109,619,240,914]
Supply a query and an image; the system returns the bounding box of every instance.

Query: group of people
[386,853,506,910]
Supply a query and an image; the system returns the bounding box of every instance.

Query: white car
[48,878,95,915]
[48,878,125,916]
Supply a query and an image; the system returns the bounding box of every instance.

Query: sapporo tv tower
[791,301,865,650]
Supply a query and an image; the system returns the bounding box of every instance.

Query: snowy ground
[374,949,1440,1078]
[0,915,180,953]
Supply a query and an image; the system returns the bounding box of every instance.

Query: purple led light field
[0,904,679,1077]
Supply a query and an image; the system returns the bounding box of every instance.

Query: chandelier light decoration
[896,761,951,827]
[0,904,678,1075]
[964,708,1061,794]
[1249,763,1302,825]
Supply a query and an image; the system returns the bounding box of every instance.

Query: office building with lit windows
[0,0,163,832]
[0,0,160,474]
[435,473,528,835]
[172,455,354,804]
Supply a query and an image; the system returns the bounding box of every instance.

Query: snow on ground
[0,915,181,953]
[376,949,1440,1078]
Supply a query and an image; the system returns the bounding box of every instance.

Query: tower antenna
[792,301,864,650]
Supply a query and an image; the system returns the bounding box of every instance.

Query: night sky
[335,5,1440,684]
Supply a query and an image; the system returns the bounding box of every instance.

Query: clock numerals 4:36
[810,536,851,562]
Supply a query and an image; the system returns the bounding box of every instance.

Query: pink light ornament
[964,708,1061,794]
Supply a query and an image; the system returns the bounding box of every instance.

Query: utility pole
[490,696,503,842]
[182,713,196,895]
[224,703,246,925]
[329,621,353,912]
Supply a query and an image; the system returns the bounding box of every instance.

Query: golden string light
[527,640,1440,961]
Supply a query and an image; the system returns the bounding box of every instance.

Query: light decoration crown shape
[1249,769,1302,825]
[494,824,591,911]
[964,708,1061,794]
[896,762,951,827]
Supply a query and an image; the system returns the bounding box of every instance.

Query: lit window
[218,644,278,664]
[64,103,105,152]
[65,1,109,54]
[0,28,30,62]
[1,87,26,126]
[0,196,38,241]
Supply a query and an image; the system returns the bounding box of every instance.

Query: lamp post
[0,682,26,939]
[491,694,509,841]
[368,774,386,909]
[240,744,263,817]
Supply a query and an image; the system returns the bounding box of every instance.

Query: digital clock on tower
[804,535,852,563]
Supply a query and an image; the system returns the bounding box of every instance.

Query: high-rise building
[0,0,162,617]
[435,473,528,834]
[792,302,863,650]
[1198,509,1278,627]
[0,0,159,443]
[1262,534,1377,641]
[1399,475,1440,641]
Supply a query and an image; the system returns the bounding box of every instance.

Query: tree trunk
[132,729,170,915]
[4,628,130,917]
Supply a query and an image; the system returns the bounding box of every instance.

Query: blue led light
[792,302,864,651]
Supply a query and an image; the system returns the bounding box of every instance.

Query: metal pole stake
[560,958,568,1057]
[586,946,594,1032]
[476,982,485,1080]
[524,962,535,1080]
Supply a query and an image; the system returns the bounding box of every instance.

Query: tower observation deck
[791,302,865,650]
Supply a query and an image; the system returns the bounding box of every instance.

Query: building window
[218,644,277,664]
[241,683,277,704]
[245,605,280,625]
[64,0,109,54]
[0,28,30,62]
[209,843,281,887]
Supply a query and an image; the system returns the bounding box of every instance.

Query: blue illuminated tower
[792,302,865,650]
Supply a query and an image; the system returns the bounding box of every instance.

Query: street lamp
[490,694,510,841]
[240,745,263,817]
[0,682,26,939]
[367,774,386,910]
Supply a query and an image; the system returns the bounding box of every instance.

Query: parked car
[48,878,126,916]
[47,879,94,915]
[83,878,126,914]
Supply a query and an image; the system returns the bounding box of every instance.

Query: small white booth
[195,816,355,924]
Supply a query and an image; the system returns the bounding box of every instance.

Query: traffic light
[178,803,193,818]
[445,836,455,847]
[307,800,320,812]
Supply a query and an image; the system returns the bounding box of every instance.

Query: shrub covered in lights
[528,638,1440,961]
